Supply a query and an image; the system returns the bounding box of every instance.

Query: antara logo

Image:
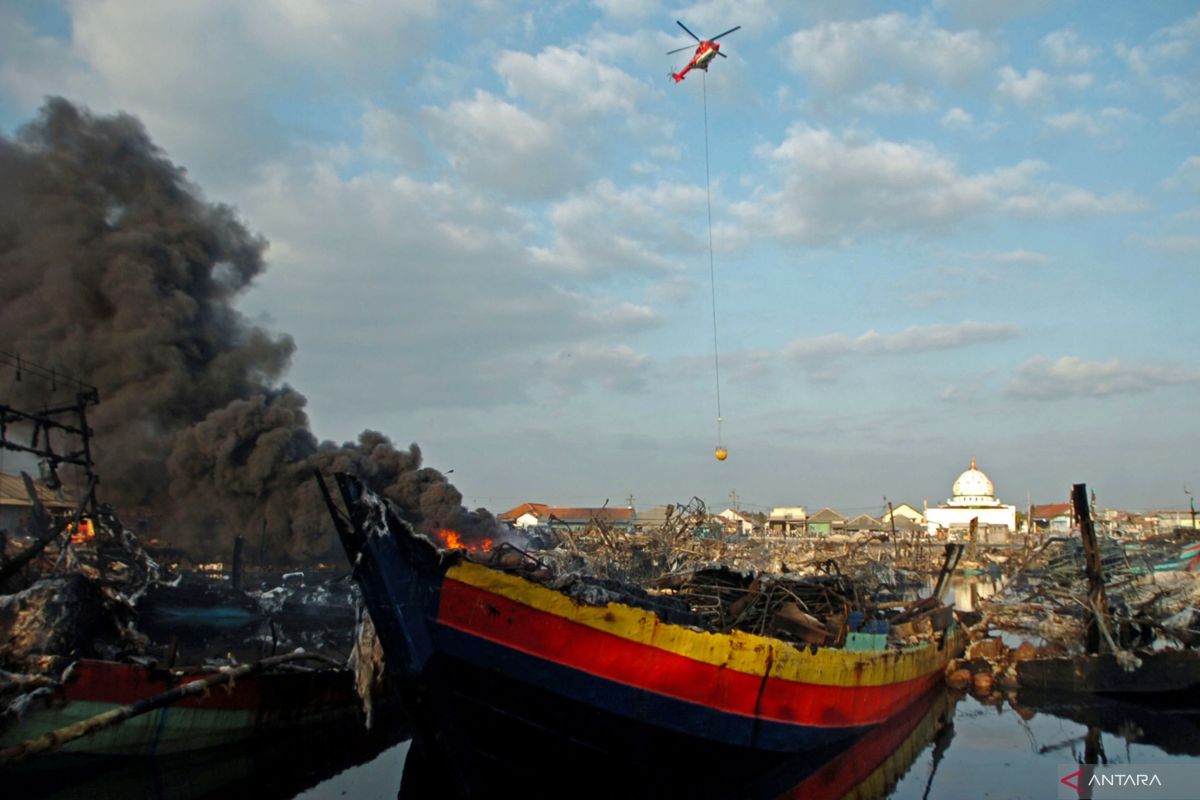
[1061,768,1163,793]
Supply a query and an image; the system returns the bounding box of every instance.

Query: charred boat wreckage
[947,483,1200,699]
[0,380,396,768]
[0,482,397,767]
[318,472,965,794]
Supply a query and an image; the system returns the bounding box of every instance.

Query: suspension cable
[702,72,723,449]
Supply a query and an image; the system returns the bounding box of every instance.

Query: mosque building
[924,458,1017,535]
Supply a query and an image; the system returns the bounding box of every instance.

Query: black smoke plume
[0,98,500,562]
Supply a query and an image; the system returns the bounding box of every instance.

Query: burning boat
[319,472,964,772]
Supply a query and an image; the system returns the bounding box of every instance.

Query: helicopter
[668,20,740,83]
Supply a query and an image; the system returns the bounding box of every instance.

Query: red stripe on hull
[64,662,265,710]
[437,578,941,728]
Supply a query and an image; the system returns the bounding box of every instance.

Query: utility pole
[1073,483,1111,655]
[885,496,898,561]
[729,490,739,512]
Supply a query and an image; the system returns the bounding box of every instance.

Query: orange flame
[435,529,493,553]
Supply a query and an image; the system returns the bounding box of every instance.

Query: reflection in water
[887,692,1198,800]
[6,715,410,800]
[397,688,958,800]
[1014,690,1200,758]
[917,575,1002,613]
[14,683,1198,798]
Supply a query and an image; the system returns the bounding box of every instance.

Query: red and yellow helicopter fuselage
[672,42,721,83]
[669,21,739,84]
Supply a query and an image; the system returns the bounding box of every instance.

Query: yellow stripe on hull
[446,561,959,689]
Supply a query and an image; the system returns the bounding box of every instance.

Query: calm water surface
[16,571,1197,799]
[283,690,1196,799]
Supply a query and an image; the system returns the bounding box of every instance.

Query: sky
[1,0,1198,518]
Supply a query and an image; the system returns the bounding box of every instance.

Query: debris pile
[944,634,1055,698]
[979,537,1200,654]
[467,523,960,652]
[0,574,142,672]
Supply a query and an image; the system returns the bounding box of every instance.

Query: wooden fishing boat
[320,473,964,765]
[0,657,369,758]
[1016,649,1200,696]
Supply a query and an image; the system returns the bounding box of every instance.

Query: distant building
[807,507,847,536]
[634,505,674,531]
[498,502,550,529]
[1030,502,1072,533]
[767,506,807,536]
[883,503,925,526]
[890,515,924,536]
[924,459,1017,534]
[0,470,76,539]
[845,514,882,533]
[546,507,634,531]
[498,502,634,531]
[1143,509,1199,532]
[716,508,755,535]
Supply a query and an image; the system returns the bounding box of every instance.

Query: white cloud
[939,106,1000,137]
[592,0,658,20]
[850,83,937,114]
[987,249,1051,266]
[497,46,651,121]
[995,66,1093,106]
[1007,356,1200,400]
[240,0,438,67]
[1064,73,1094,91]
[239,159,663,412]
[0,8,100,109]
[1042,107,1136,138]
[672,1,779,36]
[941,107,973,130]
[1000,185,1148,216]
[360,104,428,167]
[587,302,662,329]
[940,383,979,403]
[1163,97,1200,124]
[1116,12,1200,123]
[1115,42,1152,80]
[1145,10,1200,63]
[1163,156,1200,191]
[731,126,1146,245]
[424,90,587,200]
[1130,234,1200,256]
[1,0,443,190]
[784,321,1020,376]
[530,179,703,276]
[783,13,994,92]
[1041,29,1100,67]
[906,289,954,309]
[996,66,1051,105]
[537,343,652,393]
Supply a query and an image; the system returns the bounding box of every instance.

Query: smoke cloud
[0,98,500,562]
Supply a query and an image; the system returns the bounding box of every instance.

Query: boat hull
[1016,650,1200,696]
[434,560,956,752]
[0,660,367,756]
[325,472,964,759]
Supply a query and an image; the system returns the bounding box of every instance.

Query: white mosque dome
[949,458,1000,507]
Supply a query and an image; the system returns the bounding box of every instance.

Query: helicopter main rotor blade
[711,25,741,41]
[666,45,694,55]
[716,50,728,57]
[676,20,701,42]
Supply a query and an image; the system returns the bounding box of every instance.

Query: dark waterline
[275,690,1197,800]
